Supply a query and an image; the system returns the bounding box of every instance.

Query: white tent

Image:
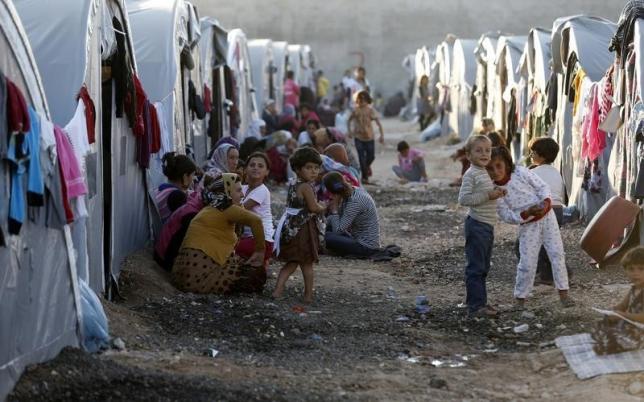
[473,32,503,127]
[227,28,258,140]
[199,17,230,160]
[434,38,455,136]
[492,35,527,133]
[551,16,616,221]
[449,39,478,140]
[272,40,289,114]
[15,0,152,295]
[248,39,276,118]
[288,44,315,91]
[0,0,79,398]
[517,28,553,158]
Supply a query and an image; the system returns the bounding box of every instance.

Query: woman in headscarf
[204,143,239,176]
[172,173,267,294]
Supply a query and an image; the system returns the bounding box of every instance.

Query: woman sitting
[323,172,381,258]
[204,143,239,176]
[172,173,266,294]
[324,143,361,183]
[155,152,197,223]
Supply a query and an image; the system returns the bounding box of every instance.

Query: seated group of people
[151,139,384,299]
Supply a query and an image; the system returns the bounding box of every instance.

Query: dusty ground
[9,119,644,401]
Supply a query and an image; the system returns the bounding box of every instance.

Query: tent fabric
[0,0,79,399]
[473,32,503,125]
[521,28,553,92]
[272,40,288,113]
[450,39,478,139]
[560,17,617,81]
[248,39,275,116]
[228,28,258,140]
[15,0,106,292]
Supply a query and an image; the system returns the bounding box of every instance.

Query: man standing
[316,70,330,105]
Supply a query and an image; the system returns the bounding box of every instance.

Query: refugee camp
[2,0,644,400]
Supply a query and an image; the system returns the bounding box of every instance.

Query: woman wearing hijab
[278,104,300,136]
[172,173,267,294]
[204,143,239,176]
[246,118,267,139]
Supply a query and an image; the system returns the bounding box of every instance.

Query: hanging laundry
[188,80,206,119]
[598,65,615,124]
[112,16,136,123]
[571,69,588,116]
[203,84,212,113]
[581,84,607,162]
[54,125,87,224]
[26,107,44,207]
[132,75,146,136]
[77,86,96,144]
[64,100,92,175]
[6,79,30,134]
[137,101,152,168]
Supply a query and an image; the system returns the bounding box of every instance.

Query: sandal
[560,298,576,308]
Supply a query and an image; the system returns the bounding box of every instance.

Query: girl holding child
[273,147,327,303]
[487,146,574,308]
[155,152,198,223]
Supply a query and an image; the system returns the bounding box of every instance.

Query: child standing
[592,246,644,355]
[347,90,384,184]
[527,137,572,285]
[236,152,274,269]
[487,146,574,308]
[458,135,505,318]
[393,141,428,183]
[273,147,326,303]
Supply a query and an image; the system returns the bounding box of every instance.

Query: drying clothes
[581,84,607,162]
[6,120,29,235]
[77,86,96,144]
[506,92,518,145]
[132,75,147,137]
[188,80,206,119]
[39,112,57,177]
[154,101,171,155]
[26,107,44,206]
[0,71,7,157]
[64,101,92,176]
[112,16,136,123]
[203,84,212,113]
[572,69,588,116]
[545,71,558,125]
[54,125,87,199]
[137,101,152,168]
[6,79,30,134]
[598,65,615,124]
[610,1,644,64]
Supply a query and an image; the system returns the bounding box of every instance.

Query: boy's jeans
[464,216,494,313]
[354,138,375,180]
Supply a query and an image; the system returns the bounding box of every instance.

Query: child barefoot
[458,135,505,318]
[347,90,384,184]
[487,146,574,309]
[273,147,326,303]
[592,246,644,355]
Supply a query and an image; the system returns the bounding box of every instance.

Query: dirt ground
[9,119,644,401]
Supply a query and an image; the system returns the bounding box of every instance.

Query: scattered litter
[291,305,306,314]
[310,334,322,342]
[456,302,467,309]
[514,324,530,334]
[415,295,430,314]
[556,324,567,330]
[539,340,555,348]
[396,315,411,322]
[401,225,412,232]
[308,310,323,314]
[431,359,466,368]
[386,287,397,300]
[206,348,219,358]
[484,348,499,353]
[535,323,544,329]
[516,341,531,347]
[410,205,447,213]
[521,311,536,320]
[111,337,126,351]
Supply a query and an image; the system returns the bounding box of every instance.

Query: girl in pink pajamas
[486,146,574,308]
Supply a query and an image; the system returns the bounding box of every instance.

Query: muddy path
[9,119,644,401]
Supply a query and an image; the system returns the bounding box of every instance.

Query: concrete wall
[193,0,623,97]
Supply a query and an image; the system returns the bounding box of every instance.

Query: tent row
[0,0,317,398]
[402,6,643,258]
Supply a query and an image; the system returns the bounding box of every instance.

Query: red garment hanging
[77,86,96,144]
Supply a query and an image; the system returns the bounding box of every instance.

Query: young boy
[393,141,428,183]
[347,90,384,184]
[527,137,572,285]
[458,135,506,317]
